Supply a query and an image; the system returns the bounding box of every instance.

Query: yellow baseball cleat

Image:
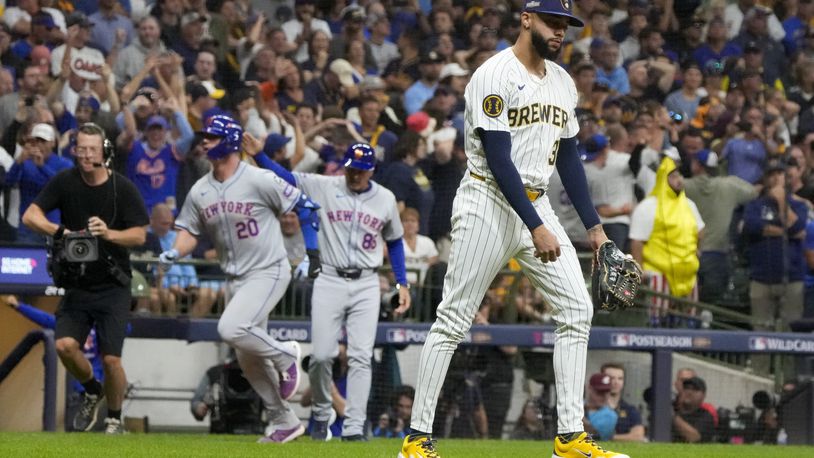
[398,434,440,458]
[552,432,630,458]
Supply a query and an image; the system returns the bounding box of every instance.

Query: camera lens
[72,241,89,257]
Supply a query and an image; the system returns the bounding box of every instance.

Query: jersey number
[236,218,259,239]
[548,139,560,166]
[362,233,377,250]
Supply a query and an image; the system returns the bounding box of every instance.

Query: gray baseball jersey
[293,173,403,269]
[176,161,302,276]
[293,172,403,437]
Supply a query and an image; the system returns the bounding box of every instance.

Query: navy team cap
[523,0,585,27]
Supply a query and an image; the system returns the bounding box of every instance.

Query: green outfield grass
[0,432,812,457]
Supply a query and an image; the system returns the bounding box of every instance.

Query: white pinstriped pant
[410,176,593,435]
[217,261,300,429]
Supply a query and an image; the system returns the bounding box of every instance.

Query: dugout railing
[131,256,756,327]
[130,255,781,378]
[97,253,804,385]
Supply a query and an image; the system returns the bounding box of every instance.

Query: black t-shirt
[672,406,715,443]
[383,56,420,83]
[615,399,644,434]
[376,161,435,235]
[422,157,464,240]
[34,168,149,288]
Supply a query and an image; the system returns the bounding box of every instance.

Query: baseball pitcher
[400,2,632,457]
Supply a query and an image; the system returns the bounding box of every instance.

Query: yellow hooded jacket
[642,157,700,297]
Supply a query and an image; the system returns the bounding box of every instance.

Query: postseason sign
[141,320,814,356]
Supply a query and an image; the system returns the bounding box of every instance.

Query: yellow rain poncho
[642,157,700,297]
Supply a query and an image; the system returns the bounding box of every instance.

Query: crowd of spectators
[1,0,812,329]
[0,0,813,441]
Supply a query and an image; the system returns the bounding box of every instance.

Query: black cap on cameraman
[682,376,707,392]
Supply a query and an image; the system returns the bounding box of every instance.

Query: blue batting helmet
[201,114,243,160]
[343,143,376,170]
[523,0,585,27]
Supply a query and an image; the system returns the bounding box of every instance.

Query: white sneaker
[104,417,124,434]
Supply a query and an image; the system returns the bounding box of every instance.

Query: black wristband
[54,225,65,239]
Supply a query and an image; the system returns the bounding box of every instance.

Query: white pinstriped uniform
[175,162,302,429]
[410,47,593,435]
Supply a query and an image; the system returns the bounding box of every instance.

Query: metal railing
[131,255,754,323]
[130,254,771,374]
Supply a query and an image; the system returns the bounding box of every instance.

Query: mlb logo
[533,332,544,345]
[611,334,630,347]
[387,329,407,343]
[750,337,768,351]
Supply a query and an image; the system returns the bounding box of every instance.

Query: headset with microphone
[77,122,115,168]
[75,122,118,225]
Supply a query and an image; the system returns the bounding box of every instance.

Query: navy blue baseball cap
[264,133,291,154]
[77,95,101,112]
[580,134,607,161]
[146,115,170,130]
[32,11,56,29]
[523,0,585,27]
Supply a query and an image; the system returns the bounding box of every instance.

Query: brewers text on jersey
[507,103,570,128]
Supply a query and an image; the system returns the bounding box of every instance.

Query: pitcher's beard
[530,29,562,61]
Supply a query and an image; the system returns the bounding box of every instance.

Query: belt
[323,265,375,280]
[469,171,545,202]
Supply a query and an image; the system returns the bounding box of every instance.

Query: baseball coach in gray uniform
[253,141,411,441]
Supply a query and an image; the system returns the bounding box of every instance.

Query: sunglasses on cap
[136,88,160,101]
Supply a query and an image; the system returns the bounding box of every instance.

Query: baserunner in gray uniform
[253,141,411,441]
[159,115,322,444]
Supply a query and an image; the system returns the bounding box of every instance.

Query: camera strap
[103,253,116,270]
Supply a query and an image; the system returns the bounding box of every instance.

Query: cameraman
[672,376,715,443]
[190,355,265,434]
[21,123,148,434]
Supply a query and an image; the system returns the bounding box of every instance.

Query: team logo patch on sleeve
[482,94,504,118]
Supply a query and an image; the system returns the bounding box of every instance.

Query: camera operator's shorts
[55,285,131,356]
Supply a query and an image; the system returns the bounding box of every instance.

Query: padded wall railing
[0,329,58,431]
